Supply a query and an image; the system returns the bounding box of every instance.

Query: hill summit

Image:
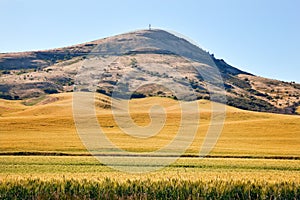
[0,29,299,114]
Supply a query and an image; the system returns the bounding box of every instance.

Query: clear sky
[1,0,300,83]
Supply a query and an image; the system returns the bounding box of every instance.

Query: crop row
[0,178,299,199]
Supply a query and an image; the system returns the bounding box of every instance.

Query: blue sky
[1,0,300,83]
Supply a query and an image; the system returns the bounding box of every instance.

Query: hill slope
[0,93,299,156]
[0,29,299,114]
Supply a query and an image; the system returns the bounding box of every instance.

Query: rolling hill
[0,93,299,157]
[0,29,299,114]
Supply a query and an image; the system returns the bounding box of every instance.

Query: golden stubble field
[1,30,300,198]
[0,92,300,183]
[0,92,299,156]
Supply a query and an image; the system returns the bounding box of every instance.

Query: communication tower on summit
[149,24,151,30]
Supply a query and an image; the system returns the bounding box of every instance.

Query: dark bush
[131,92,146,99]
[43,88,58,94]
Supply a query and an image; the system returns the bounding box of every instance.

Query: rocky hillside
[0,29,299,114]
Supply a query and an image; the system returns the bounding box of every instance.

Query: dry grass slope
[0,92,299,157]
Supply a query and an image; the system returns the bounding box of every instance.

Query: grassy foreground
[1,178,300,199]
[0,156,300,199]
